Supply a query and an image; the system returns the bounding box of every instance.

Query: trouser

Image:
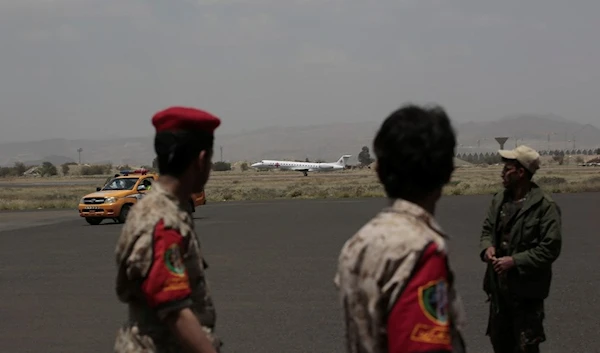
[486,293,546,353]
[114,323,222,353]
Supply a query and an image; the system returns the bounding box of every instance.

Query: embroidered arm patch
[387,242,452,353]
[141,219,192,314]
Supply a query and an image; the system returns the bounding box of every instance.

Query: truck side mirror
[96,187,101,191]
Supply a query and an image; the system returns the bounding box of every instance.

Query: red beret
[152,106,221,134]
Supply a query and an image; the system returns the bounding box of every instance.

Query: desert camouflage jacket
[113,182,221,353]
[334,199,467,353]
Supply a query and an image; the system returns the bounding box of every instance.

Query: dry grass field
[1,164,599,211]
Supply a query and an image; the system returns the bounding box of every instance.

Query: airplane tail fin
[336,155,352,167]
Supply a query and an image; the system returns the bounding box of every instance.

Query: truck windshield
[102,177,139,191]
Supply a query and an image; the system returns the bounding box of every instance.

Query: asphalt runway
[0,193,598,353]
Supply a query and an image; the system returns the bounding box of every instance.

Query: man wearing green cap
[479,145,563,353]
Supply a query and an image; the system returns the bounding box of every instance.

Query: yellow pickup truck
[78,169,206,225]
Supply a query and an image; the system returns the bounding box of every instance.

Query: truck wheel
[118,205,131,224]
[86,218,102,225]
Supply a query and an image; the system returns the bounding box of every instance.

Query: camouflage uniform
[334,199,467,353]
[113,181,221,353]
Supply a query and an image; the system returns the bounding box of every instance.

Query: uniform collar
[386,198,449,239]
[151,181,184,206]
[150,182,195,224]
[498,182,544,218]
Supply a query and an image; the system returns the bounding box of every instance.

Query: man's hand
[165,308,218,353]
[483,247,496,262]
[493,256,515,275]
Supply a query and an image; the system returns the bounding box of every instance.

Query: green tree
[358,146,374,166]
[61,163,70,176]
[39,162,58,177]
[0,167,10,177]
[13,162,27,176]
[212,161,231,171]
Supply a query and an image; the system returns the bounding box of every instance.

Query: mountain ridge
[1,115,598,167]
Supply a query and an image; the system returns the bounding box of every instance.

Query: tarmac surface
[0,193,598,353]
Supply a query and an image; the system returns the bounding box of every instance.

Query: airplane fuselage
[251,155,351,176]
[253,160,343,171]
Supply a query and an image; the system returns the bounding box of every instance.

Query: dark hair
[154,130,214,177]
[373,104,456,200]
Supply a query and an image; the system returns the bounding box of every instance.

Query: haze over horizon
[1,0,598,143]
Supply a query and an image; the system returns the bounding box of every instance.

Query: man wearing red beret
[113,106,223,353]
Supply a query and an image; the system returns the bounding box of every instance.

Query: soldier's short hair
[373,103,456,200]
[151,106,221,178]
[154,130,215,177]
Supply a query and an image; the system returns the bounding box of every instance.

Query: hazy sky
[1,0,598,143]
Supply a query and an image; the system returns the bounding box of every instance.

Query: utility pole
[220,146,223,162]
[77,148,83,164]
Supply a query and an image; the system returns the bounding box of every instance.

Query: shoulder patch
[418,279,448,325]
[164,243,186,276]
[409,323,451,346]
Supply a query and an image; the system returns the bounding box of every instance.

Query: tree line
[457,148,599,161]
[0,161,117,178]
[456,148,600,166]
[1,146,597,178]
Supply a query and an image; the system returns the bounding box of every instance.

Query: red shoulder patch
[141,219,192,308]
[387,242,452,352]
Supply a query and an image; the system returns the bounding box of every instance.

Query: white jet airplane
[251,155,352,176]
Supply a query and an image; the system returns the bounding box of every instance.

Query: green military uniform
[480,182,562,353]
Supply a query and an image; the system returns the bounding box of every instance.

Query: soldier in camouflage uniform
[334,104,467,353]
[114,106,223,353]
[480,145,562,353]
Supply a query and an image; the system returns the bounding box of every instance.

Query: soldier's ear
[197,149,210,168]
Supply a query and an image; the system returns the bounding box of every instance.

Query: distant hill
[0,137,152,167]
[455,114,600,153]
[0,115,598,166]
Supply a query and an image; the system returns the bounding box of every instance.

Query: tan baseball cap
[498,145,541,174]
